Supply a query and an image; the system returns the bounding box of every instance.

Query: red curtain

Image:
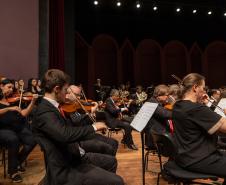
[49,0,65,70]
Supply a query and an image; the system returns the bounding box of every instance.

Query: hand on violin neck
[31,94,39,103]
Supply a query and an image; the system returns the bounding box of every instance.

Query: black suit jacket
[32,98,95,185]
[104,98,122,128]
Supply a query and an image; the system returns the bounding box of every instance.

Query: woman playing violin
[0,78,37,182]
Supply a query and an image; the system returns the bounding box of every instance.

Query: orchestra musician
[32,69,124,185]
[172,73,226,184]
[104,89,138,150]
[0,78,37,183]
[144,84,173,150]
[65,85,119,156]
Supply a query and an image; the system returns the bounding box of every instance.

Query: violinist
[65,85,119,156]
[0,78,37,183]
[32,69,124,185]
[105,89,138,150]
[144,84,173,150]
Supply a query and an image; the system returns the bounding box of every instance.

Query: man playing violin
[0,78,37,183]
[65,85,119,156]
[32,69,124,185]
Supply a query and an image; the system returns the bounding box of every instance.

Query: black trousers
[0,127,36,175]
[80,133,118,156]
[82,152,117,173]
[77,163,124,185]
[186,151,226,184]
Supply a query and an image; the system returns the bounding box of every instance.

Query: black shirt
[0,103,26,131]
[173,100,221,167]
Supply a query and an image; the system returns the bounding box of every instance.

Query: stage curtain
[49,0,65,70]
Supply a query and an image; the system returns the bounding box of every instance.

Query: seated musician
[206,88,221,110]
[172,73,226,184]
[129,85,147,114]
[32,69,124,185]
[65,85,119,156]
[0,79,37,183]
[104,89,138,150]
[144,84,173,150]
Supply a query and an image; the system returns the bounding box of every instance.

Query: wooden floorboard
[0,131,222,185]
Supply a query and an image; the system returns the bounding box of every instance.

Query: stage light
[176,8,181,12]
[116,0,121,7]
[207,11,212,15]
[153,6,158,11]
[192,9,197,14]
[136,1,141,9]
[93,0,98,5]
[224,12,226,17]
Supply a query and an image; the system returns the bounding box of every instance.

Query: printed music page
[214,98,226,117]
[131,102,158,132]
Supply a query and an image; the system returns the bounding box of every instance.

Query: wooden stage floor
[0,131,223,185]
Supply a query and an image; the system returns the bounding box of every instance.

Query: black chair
[151,130,219,185]
[0,145,6,178]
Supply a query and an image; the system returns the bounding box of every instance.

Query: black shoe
[127,144,138,150]
[10,173,23,183]
[17,166,25,174]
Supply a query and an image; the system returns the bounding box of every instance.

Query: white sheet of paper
[131,102,158,132]
[214,98,226,117]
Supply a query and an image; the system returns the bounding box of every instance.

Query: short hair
[42,69,70,93]
[181,73,205,95]
[110,89,119,97]
[153,84,169,97]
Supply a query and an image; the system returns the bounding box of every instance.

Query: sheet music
[131,102,158,132]
[214,98,226,117]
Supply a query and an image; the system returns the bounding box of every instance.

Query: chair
[0,145,6,178]
[151,130,219,185]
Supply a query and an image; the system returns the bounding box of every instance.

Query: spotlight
[207,11,212,15]
[176,8,181,12]
[192,9,197,14]
[116,1,121,7]
[224,12,226,17]
[93,0,98,5]
[153,6,158,11]
[136,1,141,9]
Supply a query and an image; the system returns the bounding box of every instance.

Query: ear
[54,86,61,94]
[192,84,198,93]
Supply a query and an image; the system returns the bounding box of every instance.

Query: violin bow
[18,84,24,109]
[171,74,183,85]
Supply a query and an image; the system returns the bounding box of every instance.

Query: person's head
[210,89,221,101]
[18,79,24,87]
[168,84,182,102]
[66,85,82,101]
[42,69,70,103]
[0,78,14,99]
[28,78,37,89]
[136,85,143,94]
[110,89,120,101]
[181,73,205,103]
[153,84,169,104]
[37,79,42,87]
[97,78,101,84]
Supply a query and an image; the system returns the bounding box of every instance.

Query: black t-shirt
[173,100,221,167]
[0,103,26,131]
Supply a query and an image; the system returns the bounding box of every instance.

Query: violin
[164,103,173,110]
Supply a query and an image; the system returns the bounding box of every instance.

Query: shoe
[10,173,23,183]
[17,165,25,174]
[127,144,138,150]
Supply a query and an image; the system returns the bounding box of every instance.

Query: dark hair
[181,73,205,95]
[42,69,70,93]
[0,78,13,85]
